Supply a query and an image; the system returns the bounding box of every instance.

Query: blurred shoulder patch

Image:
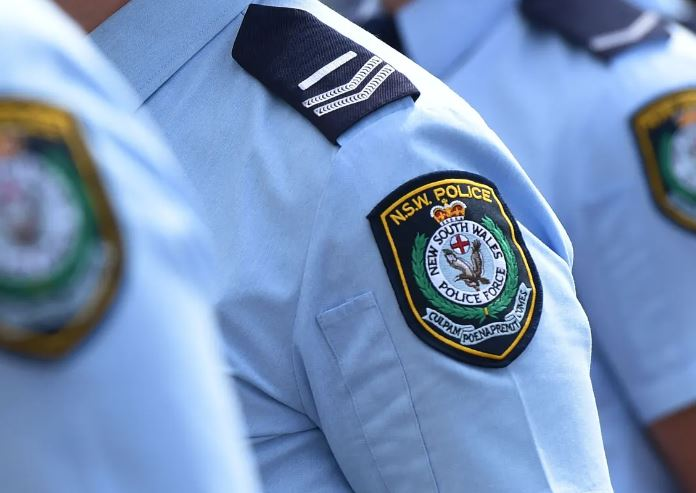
[633,90,696,232]
[0,101,122,359]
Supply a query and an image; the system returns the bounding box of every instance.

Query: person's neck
[383,0,411,14]
[54,0,129,32]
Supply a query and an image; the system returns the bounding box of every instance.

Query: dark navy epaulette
[520,0,670,61]
[232,4,419,144]
[682,16,696,33]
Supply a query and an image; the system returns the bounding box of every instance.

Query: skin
[651,407,696,492]
[381,0,410,14]
[53,0,128,32]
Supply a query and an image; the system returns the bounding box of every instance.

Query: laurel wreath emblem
[411,216,519,323]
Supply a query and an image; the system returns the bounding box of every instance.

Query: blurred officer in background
[357,0,696,491]
[58,0,615,491]
[0,1,260,491]
[321,0,381,22]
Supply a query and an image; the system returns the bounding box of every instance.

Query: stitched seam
[508,368,557,493]
[289,149,340,420]
[373,301,441,492]
[249,427,317,442]
[290,150,390,491]
[140,10,244,106]
[318,318,393,493]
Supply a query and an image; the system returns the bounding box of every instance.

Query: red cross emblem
[450,234,470,254]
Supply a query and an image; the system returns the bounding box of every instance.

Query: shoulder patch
[632,90,696,232]
[232,4,419,144]
[368,172,542,368]
[520,0,670,60]
[0,101,122,359]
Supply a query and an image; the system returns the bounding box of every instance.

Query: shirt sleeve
[293,99,613,493]
[0,2,260,492]
[569,32,696,424]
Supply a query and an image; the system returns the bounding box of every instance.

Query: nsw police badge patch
[369,172,542,367]
[0,101,123,359]
[633,90,696,231]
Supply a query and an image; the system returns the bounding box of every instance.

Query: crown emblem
[430,200,467,224]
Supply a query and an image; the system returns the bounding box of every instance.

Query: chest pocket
[317,291,438,493]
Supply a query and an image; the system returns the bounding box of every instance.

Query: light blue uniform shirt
[393,0,696,490]
[0,1,260,491]
[93,1,613,491]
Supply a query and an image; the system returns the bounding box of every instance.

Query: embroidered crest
[232,4,419,143]
[633,90,696,231]
[0,101,122,359]
[369,172,542,367]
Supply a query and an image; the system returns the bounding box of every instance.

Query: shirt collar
[91,0,247,110]
[395,0,517,78]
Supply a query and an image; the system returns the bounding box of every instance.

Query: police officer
[0,1,260,491]
[358,0,696,491]
[63,0,613,491]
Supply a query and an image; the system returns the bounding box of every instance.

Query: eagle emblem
[443,240,490,290]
